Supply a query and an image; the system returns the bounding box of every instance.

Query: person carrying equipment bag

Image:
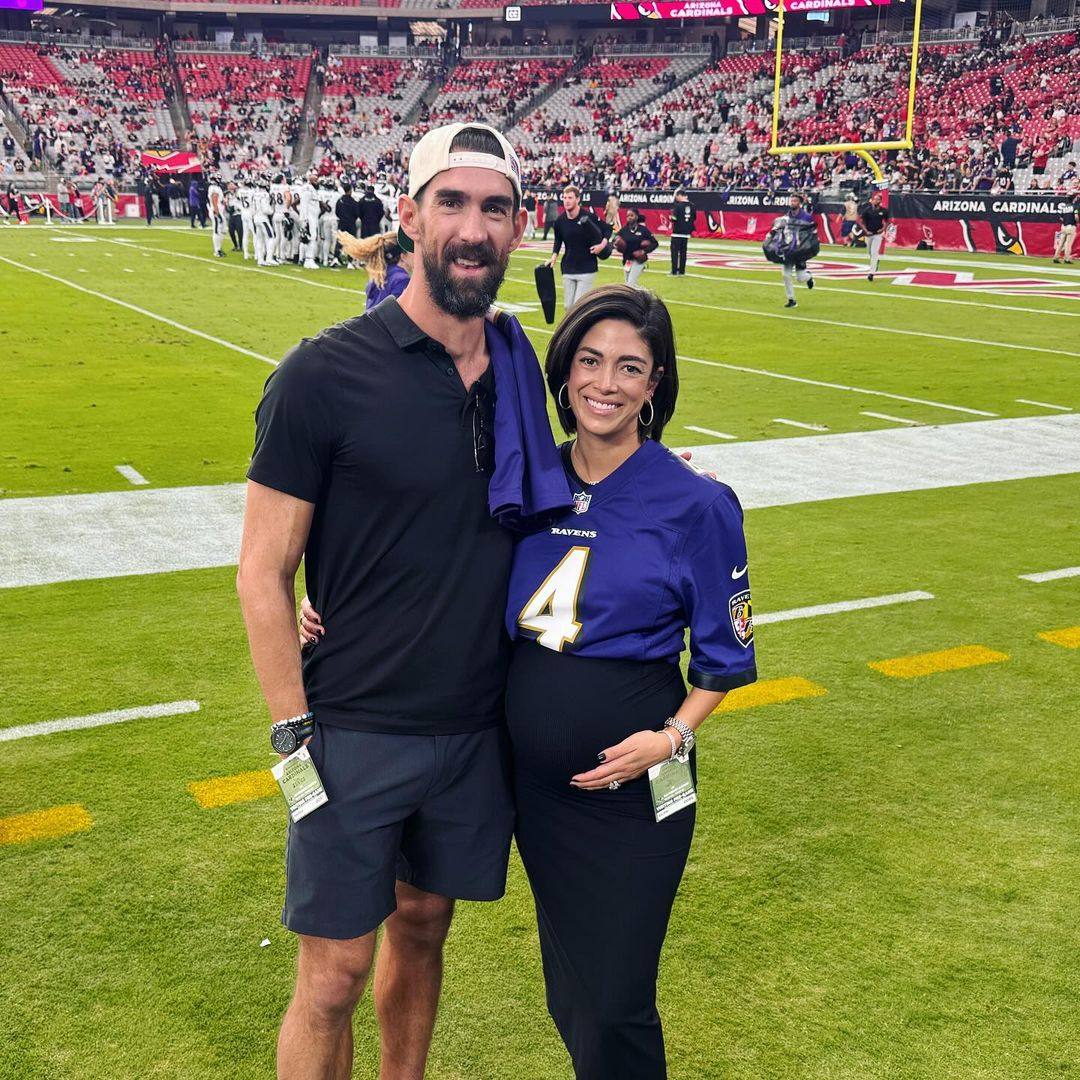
[763,193,818,308]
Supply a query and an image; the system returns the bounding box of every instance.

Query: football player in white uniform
[270,174,291,265]
[236,174,256,260]
[253,178,277,267]
[374,173,399,234]
[318,179,342,268]
[208,175,227,257]
[293,171,320,269]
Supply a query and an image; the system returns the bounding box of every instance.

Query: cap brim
[397,225,414,254]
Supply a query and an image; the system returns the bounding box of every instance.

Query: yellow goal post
[768,0,925,180]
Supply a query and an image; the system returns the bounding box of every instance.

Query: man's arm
[236,480,314,723]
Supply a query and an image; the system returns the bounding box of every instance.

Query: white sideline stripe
[115,464,148,486]
[519,323,997,417]
[97,237,360,296]
[0,700,200,743]
[1019,566,1080,583]
[512,250,1080,319]
[685,425,737,440]
[0,256,277,366]
[5,415,1079,589]
[775,418,828,431]
[757,590,934,626]
[862,411,922,426]
[1016,398,1071,411]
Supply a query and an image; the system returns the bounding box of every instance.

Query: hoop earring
[639,398,655,428]
[558,383,571,411]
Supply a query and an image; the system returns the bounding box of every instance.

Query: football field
[1,222,1078,1079]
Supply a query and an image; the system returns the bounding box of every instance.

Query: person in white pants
[271,175,291,264]
[237,177,256,260]
[253,181,277,267]
[318,180,341,267]
[302,172,322,269]
[859,190,890,282]
[613,209,657,288]
[208,178,227,257]
[547,185,607,311]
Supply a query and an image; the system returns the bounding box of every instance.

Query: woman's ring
[608,780,621,790]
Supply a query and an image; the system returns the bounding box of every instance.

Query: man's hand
[678,449,718,481]
[547,254,557,268]
[588,242,607,255]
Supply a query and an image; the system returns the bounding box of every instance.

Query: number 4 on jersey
[517,546,591,652]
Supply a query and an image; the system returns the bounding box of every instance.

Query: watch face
[271,726,298,755]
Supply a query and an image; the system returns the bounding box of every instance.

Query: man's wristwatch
[270,711,316,755]
[664,717,695,762]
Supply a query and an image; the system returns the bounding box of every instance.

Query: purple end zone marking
[0,0,44,10]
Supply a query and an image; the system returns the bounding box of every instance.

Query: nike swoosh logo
[731,565,748,580]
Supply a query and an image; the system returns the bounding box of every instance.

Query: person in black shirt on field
[358,184,386,237]
[546,184,607,310]
[669,188,695,275]
[859,190,890,281]
[542,191,559,240]
[523,188,538,239]
[614,208,657,287]
[1053,192,1078,264]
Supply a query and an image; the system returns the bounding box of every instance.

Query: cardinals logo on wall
[994,223,1026,255]
[705,211,725,236]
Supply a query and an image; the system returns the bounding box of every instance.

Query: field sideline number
[517,546,591,651]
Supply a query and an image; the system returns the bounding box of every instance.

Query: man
[522,187,537,239]
[542,191,558,240]
[93,177,113,225]
[226,181,244,252]
[296,171,323,270]
[137,168,154,227]
[859,189,890,282]
[208,175,227,258]
[238,122,529,1080]
[1053,190,1078,264]
[840,193,858,245]
[358,184,386,238]
[766,192,816,309]
[614,207,657,287]
[669,187,695,275]
[253,176,278,267]
[546,184,606,310]
[318,178,341,268]
[237,174,256,260]
[335,180,360,239]
[270,173,291,265]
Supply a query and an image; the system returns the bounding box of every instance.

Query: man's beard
[422,239,509,319]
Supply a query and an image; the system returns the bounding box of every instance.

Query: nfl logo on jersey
[572,491,592,515]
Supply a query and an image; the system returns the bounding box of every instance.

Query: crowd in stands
[1,24,1076,199]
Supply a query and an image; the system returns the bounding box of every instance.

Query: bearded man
[237,123,536,1080]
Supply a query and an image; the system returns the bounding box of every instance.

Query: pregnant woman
[301,285,757,1078]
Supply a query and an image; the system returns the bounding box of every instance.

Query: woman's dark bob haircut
[544,284,679,444]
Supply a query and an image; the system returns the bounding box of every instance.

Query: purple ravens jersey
[506,439,757,692]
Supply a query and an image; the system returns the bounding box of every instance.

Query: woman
[301,286,757,1078]
[336,229,412,310]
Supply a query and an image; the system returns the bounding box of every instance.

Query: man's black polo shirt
[248,297,513,735]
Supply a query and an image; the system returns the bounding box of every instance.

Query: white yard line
[115,464,149,486]
[861,411,923,426]
[6,415,1079,588]
[519,320,996,418]
[1016,398,1071,411]
[1019,566,1080,583]
[0,700,200,743]
[0,256,277,366]
[757,590,934,626]
[684,425,737,440]
[774,418,828,432]
[511,250,1079,318]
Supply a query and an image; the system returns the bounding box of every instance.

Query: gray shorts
[283,723,514,939]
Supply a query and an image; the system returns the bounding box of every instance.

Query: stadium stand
[0,42,174,180]
[179,50,312,178]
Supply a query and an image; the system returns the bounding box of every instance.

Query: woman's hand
[298,595,324,645]
[570,730,675,790]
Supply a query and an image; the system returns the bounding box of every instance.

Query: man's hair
[415,127,520,214]
[545,284,678,443]
[563,184,581,198]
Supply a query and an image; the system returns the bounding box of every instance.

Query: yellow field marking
[1038,626,1080,649]
[716,676,828,712]
[188,770,276,809]
[0,804,93,846]
[869,645,1009,679]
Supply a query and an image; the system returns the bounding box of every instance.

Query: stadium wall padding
[587,190,1071,258]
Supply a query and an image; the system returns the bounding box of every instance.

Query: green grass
[1,222,1078,1079]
